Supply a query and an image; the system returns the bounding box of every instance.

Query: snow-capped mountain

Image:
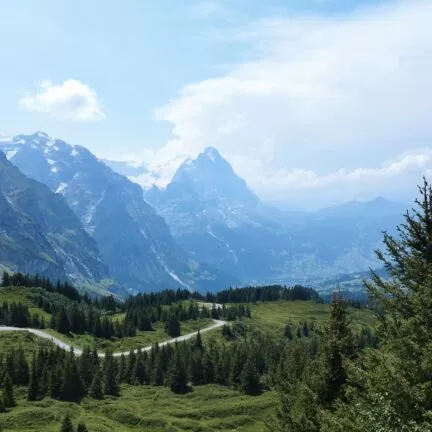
[144,147,286,281]
[143,147,406,286]
[0,149,108,284]
[0,133,237,292]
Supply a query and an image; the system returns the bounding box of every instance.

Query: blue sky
[0,0,431,207]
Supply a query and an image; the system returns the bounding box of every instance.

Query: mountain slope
[1,133,236,292]
[0,150,107,284]
[145,147,289,281]
[144,147,406,286]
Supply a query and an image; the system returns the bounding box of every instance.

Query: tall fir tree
[2,373,15,408]
[103,350,120,397]
[56,307,70,335]
[269,294,354,432]
[89,368,104,400]
[240,354,261,395]
[27,354,38,401]
[322,178,432,431]
[166,346,188,393]
[0,393,6,413]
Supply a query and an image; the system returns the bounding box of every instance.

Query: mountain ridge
[0,149,108,285]
[1,133,237,292]
[143,147,405,287]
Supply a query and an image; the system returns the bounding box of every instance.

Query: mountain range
[108,147,406,286]
[0,133,236,293]
[0,132,408,294]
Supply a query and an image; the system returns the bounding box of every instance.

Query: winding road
[0,319,226,357]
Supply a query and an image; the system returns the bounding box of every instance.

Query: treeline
[0,291,249,340]
[0,301,46,328]
[2,271,320,310]
[47,302,248,339]
[201,284,320,304]
[1,272,82,302]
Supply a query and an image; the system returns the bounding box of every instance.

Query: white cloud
[152,0,432,206]
[19,79,105,122]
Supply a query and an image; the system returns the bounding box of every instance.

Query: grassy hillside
[246,300,375,337]
[1,381,274,432]
[0,331,53,356]
[0,293,375,432]
[0,286,51,321]
[0,286,215,351]
[0,285,375,352]
[43,318,214,351]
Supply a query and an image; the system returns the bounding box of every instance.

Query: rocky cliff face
[0,150,107,284]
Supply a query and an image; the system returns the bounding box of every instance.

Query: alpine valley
[0,132,406,295]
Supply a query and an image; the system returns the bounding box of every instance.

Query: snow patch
[150,245,190,289]
[51,166,58,173]
[56,183,67,194]
[167,270,189,288]
[207,229,239,265]
[6,150,17,160]
[71,148,79,157]
[47,158,55,165]
[82,192,106,227]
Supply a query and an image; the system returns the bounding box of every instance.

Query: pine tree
[166,346,188,393]
[49,367,62,399]
[229,348,243,387]
[60,350,85,402]
[151,355,164,386]
[27,354,38,401]
[2,373,15,408]
[165,315,181,337]
[56,307,70,335]
[189,351,204,385]
[1,271,10,287]
[125,350,136,384]
[59,414,75,432]
[118,353,126,383]
[103,350,120,397]
[322,178,432,430]
[89,368,104,399]
[132,349,147,385]
[202,350,215,384]
[194,330,203,351]
[269,294,354,432]
[16,346,29,385]
[317,293,354,406]
[0,394,5,413]
[240,354,261,395]
[79,346,93,391]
